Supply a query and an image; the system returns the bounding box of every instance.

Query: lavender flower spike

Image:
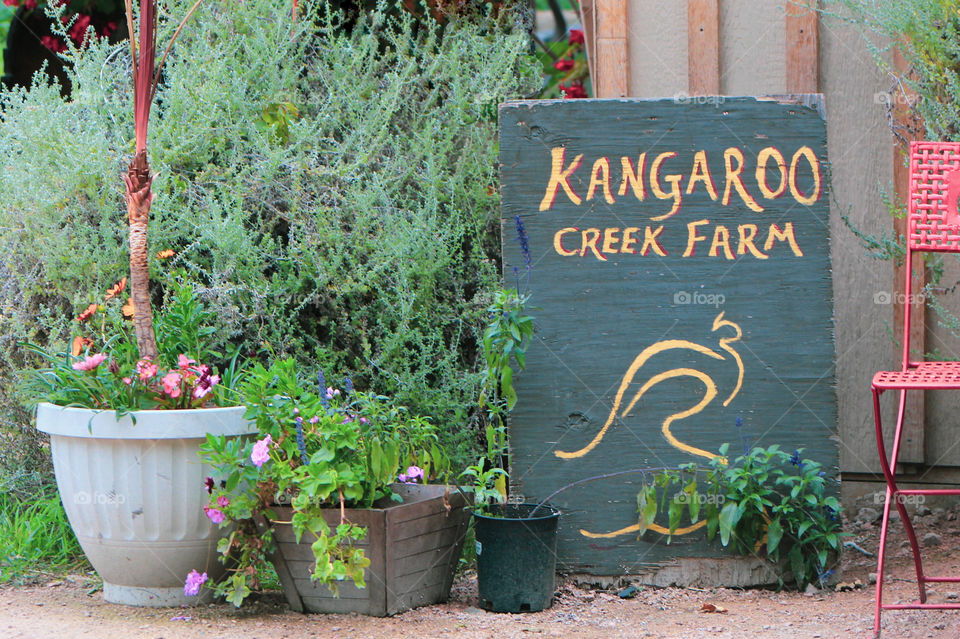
[295,416,308,466]
[345,377,354,396]
[318,369,330,411]
[514,214,531,267]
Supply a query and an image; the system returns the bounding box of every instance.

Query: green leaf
[718,501,740,547]
[766,518,783,555]
[668,496,684,541]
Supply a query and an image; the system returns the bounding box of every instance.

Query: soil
[4,501,960,639]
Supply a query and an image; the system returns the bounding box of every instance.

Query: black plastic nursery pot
[473,503,561,613]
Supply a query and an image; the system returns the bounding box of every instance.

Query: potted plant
[193,357,470,616]
[27,284,255,606]
[460,219,562,614]
[23,0,256,606]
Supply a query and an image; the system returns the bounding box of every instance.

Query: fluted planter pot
[35,402,256,607]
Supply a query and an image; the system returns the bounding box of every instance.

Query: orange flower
[122,297,135,318]
[71,336,93,356]
[75,303,98,323]
[104,277,127,302]
[156,249,175,259]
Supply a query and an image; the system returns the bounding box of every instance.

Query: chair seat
[873,361,960,390]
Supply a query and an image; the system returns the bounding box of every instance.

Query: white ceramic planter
[36,402,256,607]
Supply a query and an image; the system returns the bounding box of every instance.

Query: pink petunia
[162,371,182,398]
[183,569,207,596]
[250,435,273,467]
[177,354,196,369]
[203,506,225,524]
[216,495,230,508]
[72,353,107,371]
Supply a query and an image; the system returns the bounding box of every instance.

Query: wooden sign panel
[499,97,836,575]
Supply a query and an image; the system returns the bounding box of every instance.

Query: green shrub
[0,0,539,486]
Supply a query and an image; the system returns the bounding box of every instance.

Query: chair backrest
[909,141,960,253]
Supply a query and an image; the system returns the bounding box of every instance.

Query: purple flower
[345,377,354,395]
[204,477,214,494]
[309,415,320,424]
[325,387,341,400]
[251,435,273,467]
[514,214,531,267]
[183,570,208,596]
[400,465,424,484]
[216,495,230,508]
[203,506,225,524]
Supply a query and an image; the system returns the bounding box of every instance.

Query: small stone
[868,573,877,584]
[947,592,959,600]
[923,533,942,547]
[804,583,819,595]
[917,505,932,516]
[856,507,880,523]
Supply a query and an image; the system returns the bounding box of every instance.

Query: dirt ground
[4,500,960,639]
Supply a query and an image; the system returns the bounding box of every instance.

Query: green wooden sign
[498,96,836,575]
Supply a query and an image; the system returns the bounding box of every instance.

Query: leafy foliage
[0,489,86,583]
[640,444,845,590]
[0,0,538,486]
[198,357,450,605]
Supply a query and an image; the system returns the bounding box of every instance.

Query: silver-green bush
[0,0,538,480]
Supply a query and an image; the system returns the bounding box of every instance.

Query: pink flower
[177,354,196,369]
[216,495,230,508]
[183,570,207,596]
[72,353,107,371]
[136,359,158,381]
[569,28,585,45]
[325,387,341,399]
[69,14,92,45]
[251,435,273,467]
[203,506,225,524]
[122,377,132,385]
[162,371,182,398]
[2,0,18,7]
[553,58,575,72]
[23,0,36,9]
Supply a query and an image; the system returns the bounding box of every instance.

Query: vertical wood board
[687,0,720,95]
[499,97,837,575]
[786,0,819,93]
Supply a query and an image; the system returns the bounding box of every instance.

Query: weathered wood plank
[498,97,836,577]
[687,0,720,95]
[785,0,819,93]
[593,0,629,98]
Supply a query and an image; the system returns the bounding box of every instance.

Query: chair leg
[874,482,892,638]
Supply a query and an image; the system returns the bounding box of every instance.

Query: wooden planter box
[270,484,469,616]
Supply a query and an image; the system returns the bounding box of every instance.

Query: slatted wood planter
[270,484,469,616]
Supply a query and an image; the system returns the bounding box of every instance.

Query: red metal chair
[871,140,960,637]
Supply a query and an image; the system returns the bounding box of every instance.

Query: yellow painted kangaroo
[553,312,744,539]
